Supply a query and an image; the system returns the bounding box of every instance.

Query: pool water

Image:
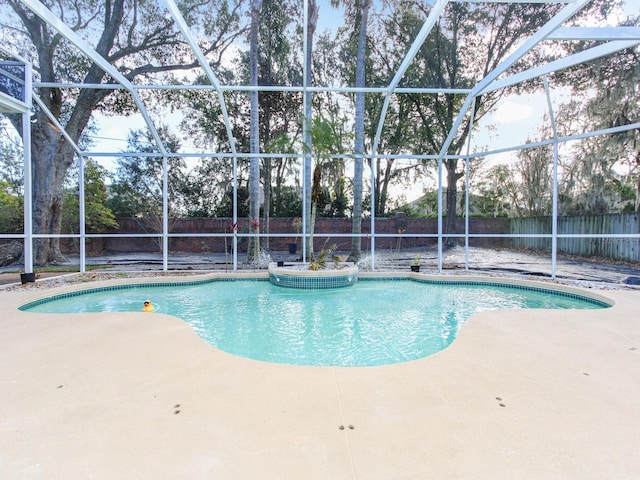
[22,280,607,366]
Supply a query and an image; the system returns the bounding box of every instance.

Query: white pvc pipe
[464,99,477,271]
[162,155,169,271]
[437,157,443,272]
[79,155,86,273]
[543,76,559,280]
[22,62,33,275]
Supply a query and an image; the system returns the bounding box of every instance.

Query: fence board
[510,213,639,262]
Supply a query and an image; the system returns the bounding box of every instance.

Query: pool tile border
[18,277,269,311]
[269,273,358,289]
[18,273,612,311]
[268,263,359,289]
[358,276,612,308]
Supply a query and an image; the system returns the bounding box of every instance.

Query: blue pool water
[21,279,608,366]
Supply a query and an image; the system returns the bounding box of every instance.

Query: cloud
[491,97,537,124]
[470,93,549,153]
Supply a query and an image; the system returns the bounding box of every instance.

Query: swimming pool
[20,278,609,366]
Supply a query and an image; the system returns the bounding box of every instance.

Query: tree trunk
[635,152,640,212]
[247,0,263,262]
[309,201,317,258]
[304,0,318,258]
[348,0,370,263]
[379,163,392,216]
[309,163,322,258]
[263,157,271,250]
[7,1,122,264]
[29,107,92,264]
[8,83,92,265]
[444,158,462,247]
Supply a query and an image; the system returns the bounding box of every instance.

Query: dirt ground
[0,271,62,286]
[1,246,639,288]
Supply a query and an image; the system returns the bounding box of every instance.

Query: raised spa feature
[20,277,610,367]
[268,262,358,288]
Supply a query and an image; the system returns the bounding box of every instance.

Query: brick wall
[78,216,510,254]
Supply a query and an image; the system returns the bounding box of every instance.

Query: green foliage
[1,0,247,263]
[473,164,517,218]
[108,126,187,218]
[61,160,118,234]
[0,133,24,233]
[270,185,302,217]
[0,180,23,233]
[392,204,426,219]
[327,176,348,217]
[516,34,640,217]
[401,190,439,218]
[214,185,250,218]
[366,1,612,224]
[264,133,303,217]
[1,0,633,253]
[180,157,249,218]
[305,114,347,160]
[309,240,337,270]
[305,113,351,217]
[0,138,23,195]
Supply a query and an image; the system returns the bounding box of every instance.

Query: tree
[265,134,302,217]
[247,0,263,262]
[473,164,518,218]
[375,1,617,243]
[1,0,245,263]
[305,114,347,252]
[514,144,553,217]
[518,39,639,218]
[107,126,187,241]
[256,0,301,248]
[178,156,241,218]
[175,0,301,224]
[341,12,431,217]
[61,159,118,235]
[0,127,24,196]
[303,0,319,257]
[0,122,26,234]
[553,25,640,212]
[333,0,371,262]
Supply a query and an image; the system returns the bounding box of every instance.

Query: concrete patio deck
[1,277,639,479]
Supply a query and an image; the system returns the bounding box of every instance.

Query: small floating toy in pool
[142,300,155,312]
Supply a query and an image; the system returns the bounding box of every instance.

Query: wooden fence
[510,213,639,262]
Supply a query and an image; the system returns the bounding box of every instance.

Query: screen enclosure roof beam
[436,0,592,161]
[17,0,168,158]
[33,82,473,95]
[371,0,450,160]
[482,39,640,95]
[548,26,640,41]
[161,0,239,160]
[450,0,577,3]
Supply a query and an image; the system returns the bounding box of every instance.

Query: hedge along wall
[79,216,511,255]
